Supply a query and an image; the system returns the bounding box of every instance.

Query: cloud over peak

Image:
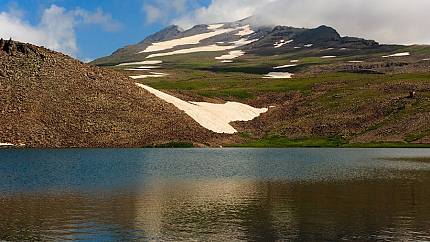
[143,0,194,24]
[171,0,430,45]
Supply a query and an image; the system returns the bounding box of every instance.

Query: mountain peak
[294,25,341,43]
[93,20,379,66]
[138,25,183,44]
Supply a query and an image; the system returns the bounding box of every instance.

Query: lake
[0,148,429,241]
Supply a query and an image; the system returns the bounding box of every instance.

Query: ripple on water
[0,148,430,241]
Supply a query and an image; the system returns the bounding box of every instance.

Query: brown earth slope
[0,39,220,148]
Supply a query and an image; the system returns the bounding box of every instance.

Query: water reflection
[1,148,430,241]
[1,177,430,241]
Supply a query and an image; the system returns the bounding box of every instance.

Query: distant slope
[243,25,379,55]
[91,20,380,66]
[87,17,430,147]
[0,39,220,147]
[92,21,261,66]
[93,25,184,66]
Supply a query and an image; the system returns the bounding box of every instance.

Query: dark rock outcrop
[2,38,17,55]
[294,25,341,44]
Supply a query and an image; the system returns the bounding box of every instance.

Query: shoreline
[1,142,429,149]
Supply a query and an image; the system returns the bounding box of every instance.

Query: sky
[0,0,210,61]
[1,0,429,61]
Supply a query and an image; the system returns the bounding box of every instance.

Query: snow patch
[274,43,284,48]
[263,72,293,79]
[130,72,168,79]
[231,38,258,46]
[221,60,233,63]
[423,58,430,61]
[321,56,336,59]
[274,40,293,48]
[125,66,161,70]
[0,143,14,147]
[135,83,267,134]
[146,44,236,58]
[146,38,256,59]
[117,60,163,66]
[290,60,299,63]
[207,24,224,30]
[140,27,236,53]
[235,25,254,36]
[382,52,410,58]
[348,61,364,63]
[215,50,245,60]
[273,64,297,69]
[140,25,254,54]
[304,44,313,47]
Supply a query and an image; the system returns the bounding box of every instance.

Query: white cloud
[174,0,268,28]
[39,5,78,57]
[143,0,195,24]
[0,4,120,57]
[173,0,430,45]
[0,11,47,49]
[143,4,164,24]
[74,8,121,32]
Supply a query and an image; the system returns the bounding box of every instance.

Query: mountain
[110,25,183,58]
[92,21,379,66]
[0,39,220,148]
[89,19,430,147]
[244,25,378,52]
[2,17,430,148]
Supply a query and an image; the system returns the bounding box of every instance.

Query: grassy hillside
[102,44,430,147]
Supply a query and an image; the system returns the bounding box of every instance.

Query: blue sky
[0,0,211,61]
[1,0,429,61]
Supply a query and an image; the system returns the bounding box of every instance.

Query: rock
[3,38,17,55]
[17,44,32,55]
[86,72,97,80]
[1,39,35,56]
[295,25,342,44]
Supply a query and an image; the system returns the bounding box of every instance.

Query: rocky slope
[0,39,221,148]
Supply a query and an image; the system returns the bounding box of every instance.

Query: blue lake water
[0,148,429,241]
